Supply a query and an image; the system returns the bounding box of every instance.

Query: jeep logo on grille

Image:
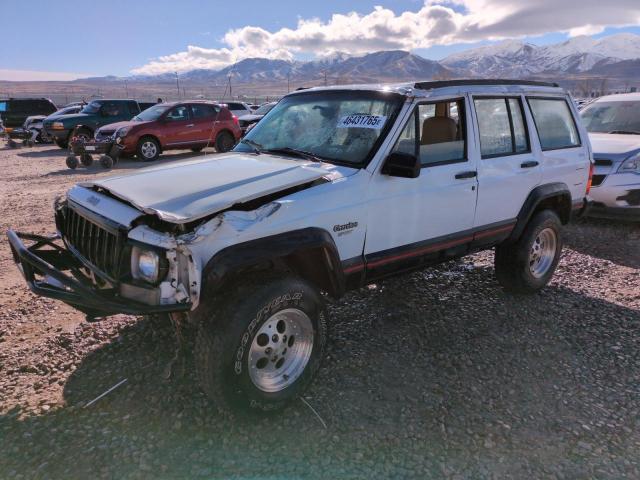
[87,195,100,206]
[333,221,358,233]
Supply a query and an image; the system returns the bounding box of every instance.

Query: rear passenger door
[190,103,220,145]
[471,95,541,229]
[526,97,587,204]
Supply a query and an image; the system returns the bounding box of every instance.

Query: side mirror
[381,152,421,178]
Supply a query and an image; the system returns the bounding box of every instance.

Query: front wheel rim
[247,308,314,393]
[141,141,157,158]
[529,228,557,278]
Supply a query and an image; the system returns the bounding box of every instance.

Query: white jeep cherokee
[8,80,592,413]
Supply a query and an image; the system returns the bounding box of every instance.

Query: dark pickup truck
[43,99,155,148]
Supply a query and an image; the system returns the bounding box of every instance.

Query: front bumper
[7,230,191,317]
[588,172,640,221]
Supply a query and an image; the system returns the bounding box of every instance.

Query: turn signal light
[232,114,239,126]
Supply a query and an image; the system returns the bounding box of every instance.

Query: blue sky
[1,0,639,80]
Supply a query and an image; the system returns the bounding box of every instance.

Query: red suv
[95,101,241,161]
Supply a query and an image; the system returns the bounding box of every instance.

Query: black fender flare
[507,183,572,243]
[201,227,345,298]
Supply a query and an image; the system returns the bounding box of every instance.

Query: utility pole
[175,72,180,99]
[324,70,328,86]
[124,79,128,98]
[287,70,291,93]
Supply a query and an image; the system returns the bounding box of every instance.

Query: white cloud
[0,69,91,81]
[132,0,640,75]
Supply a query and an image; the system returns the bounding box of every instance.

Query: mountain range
[91,33,640,87]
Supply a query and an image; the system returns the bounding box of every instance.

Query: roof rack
[413,79,559,90]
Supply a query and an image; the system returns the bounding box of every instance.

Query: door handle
[186,124,194,128]
[455,171,477,179]
[521,161,539,168]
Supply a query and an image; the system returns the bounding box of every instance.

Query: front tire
[194,275,328,413]
[495,210,563,294]
[137,137,160,161]
[54,137,69,149]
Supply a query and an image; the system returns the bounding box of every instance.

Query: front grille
[591,174,606,187]
[61,205,125,281]
[96,130,115,141]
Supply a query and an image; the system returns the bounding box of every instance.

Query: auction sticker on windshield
[337,114,387,129]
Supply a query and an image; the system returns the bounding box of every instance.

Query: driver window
[393,99,467,166]
[166,106,190,121]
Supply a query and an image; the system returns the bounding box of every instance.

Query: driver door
[162,105,195,146]
[364,97,479,278]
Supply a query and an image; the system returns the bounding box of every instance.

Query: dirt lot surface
[1,143,639,479]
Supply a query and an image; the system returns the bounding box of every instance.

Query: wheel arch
[200,227,345,301]
[137,134,163,153]
[507,183,572,243]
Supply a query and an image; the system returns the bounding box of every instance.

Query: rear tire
[214,131,235,153]
[137,137,160,161]
[194,275,328,413]
[495,210,563,294]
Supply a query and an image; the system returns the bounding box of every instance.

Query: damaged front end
[7,188,195,319]
[7,183,288,319]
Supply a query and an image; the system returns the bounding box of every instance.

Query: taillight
[586,162,594,195]
[232,114,239,126]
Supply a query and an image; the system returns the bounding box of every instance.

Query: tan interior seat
[421,103,458,145]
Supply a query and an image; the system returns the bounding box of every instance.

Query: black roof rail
[414,79,560,90]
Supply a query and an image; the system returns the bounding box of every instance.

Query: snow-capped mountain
[442,33,640,77]
[169,50,453,84]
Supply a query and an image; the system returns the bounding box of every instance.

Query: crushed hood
[80,152,353,223]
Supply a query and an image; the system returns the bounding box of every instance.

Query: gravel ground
[1,143,639,479]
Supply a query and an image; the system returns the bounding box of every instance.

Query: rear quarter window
[0,102,6,112]
[528,98,580,151]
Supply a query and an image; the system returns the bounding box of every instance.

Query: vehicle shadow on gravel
[564,219,640,269]
[15,146,67,158]
[2,262,640,478]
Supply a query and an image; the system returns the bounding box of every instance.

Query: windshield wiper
[608,130,640,135]
[264,147,322,162]
[240,138,264,154]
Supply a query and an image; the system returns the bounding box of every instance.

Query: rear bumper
[7,230,191,317]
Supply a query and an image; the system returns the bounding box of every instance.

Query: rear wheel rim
[141,141,157,158]
[529,228,557,278]
[247,308,314,393]
[219,134,233,151]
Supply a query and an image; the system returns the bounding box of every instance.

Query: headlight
[51,121,65,130]
[115,127,130,138]
[618,153,640,174]
[131,246,168,284]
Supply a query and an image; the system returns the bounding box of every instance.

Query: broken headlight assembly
[618,153,640,174]
[130,246,169,285]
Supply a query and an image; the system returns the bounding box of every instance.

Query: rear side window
[0,102,6,112]
[474,97,529,158]
[191,104,217,119]
[528,98,580,150]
